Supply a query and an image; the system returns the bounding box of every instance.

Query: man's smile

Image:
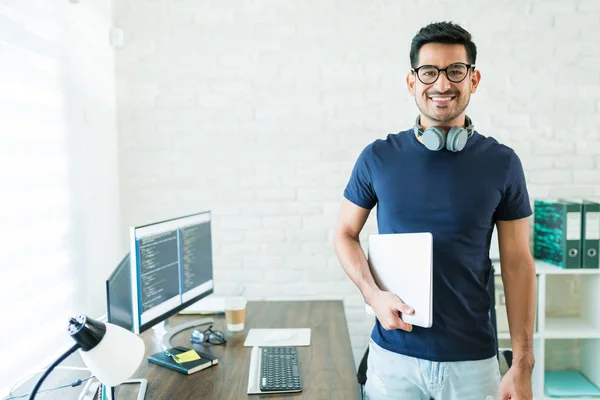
[428,95,457,105]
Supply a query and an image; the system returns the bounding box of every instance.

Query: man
[334,22,536,400]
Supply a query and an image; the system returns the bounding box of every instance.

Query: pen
[164,350,181,363]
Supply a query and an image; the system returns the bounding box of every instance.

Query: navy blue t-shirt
[343,128,532,362]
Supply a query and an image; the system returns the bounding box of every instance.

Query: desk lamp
[28,315,145,399]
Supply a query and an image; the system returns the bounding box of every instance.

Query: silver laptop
[367,232,433,328]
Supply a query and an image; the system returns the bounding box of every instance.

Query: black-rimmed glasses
[412,62,475,85]
[190,325,227,345]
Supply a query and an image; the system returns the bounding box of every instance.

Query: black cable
[3,376,94,400]
[27,343,80,400]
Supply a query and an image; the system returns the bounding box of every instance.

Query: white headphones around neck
[413,115,475,152]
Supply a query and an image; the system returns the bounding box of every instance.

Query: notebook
[367,232,433,328]
[147,346,218,375]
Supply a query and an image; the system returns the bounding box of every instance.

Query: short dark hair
[409,22,477,68]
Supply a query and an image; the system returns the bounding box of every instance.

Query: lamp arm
[28,343,81,400]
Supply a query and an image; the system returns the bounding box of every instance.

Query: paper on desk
[243,329,311,347]
[174,349,201,364]
[179,295,226,315]
[247,346,261,394]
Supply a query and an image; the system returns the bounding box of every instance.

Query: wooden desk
[22,300,360,400]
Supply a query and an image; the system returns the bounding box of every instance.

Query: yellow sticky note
[174,349,201,364]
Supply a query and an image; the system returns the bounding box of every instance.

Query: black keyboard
[259,346,303,392]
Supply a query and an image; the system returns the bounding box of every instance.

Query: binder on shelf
[534,199,582,269]
[582,199,600,269]
[559,198,600,269]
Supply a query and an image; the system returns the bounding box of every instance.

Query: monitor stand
[159,317,214,350]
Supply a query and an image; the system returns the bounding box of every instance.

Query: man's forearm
[334,233,380,303]
[501,259,536,370]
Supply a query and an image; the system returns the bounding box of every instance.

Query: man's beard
[415,92,470,124]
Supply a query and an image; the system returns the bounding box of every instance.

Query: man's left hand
[499,366,533,400]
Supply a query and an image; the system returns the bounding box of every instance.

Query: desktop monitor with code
[129,211,216,347]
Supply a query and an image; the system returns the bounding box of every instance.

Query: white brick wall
[114,0,600,365]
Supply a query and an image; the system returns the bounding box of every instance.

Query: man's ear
[470,69,481,94]
[406,72,416,96]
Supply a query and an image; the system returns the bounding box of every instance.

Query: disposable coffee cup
[225,297,247,332]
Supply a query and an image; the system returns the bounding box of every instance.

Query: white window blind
[0,2,76,395]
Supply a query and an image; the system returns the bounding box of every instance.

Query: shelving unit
[494,259,600,399]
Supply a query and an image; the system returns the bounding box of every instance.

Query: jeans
[365,339,500,400]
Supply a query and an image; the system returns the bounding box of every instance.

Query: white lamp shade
[79,322,145,386]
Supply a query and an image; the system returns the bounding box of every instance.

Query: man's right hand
[368,290,414,332]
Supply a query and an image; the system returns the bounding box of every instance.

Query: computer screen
[106,253,134,332]
[129,211,214,334]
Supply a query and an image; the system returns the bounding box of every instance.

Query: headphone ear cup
[421,126,447,151]
[446,127,470,152]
